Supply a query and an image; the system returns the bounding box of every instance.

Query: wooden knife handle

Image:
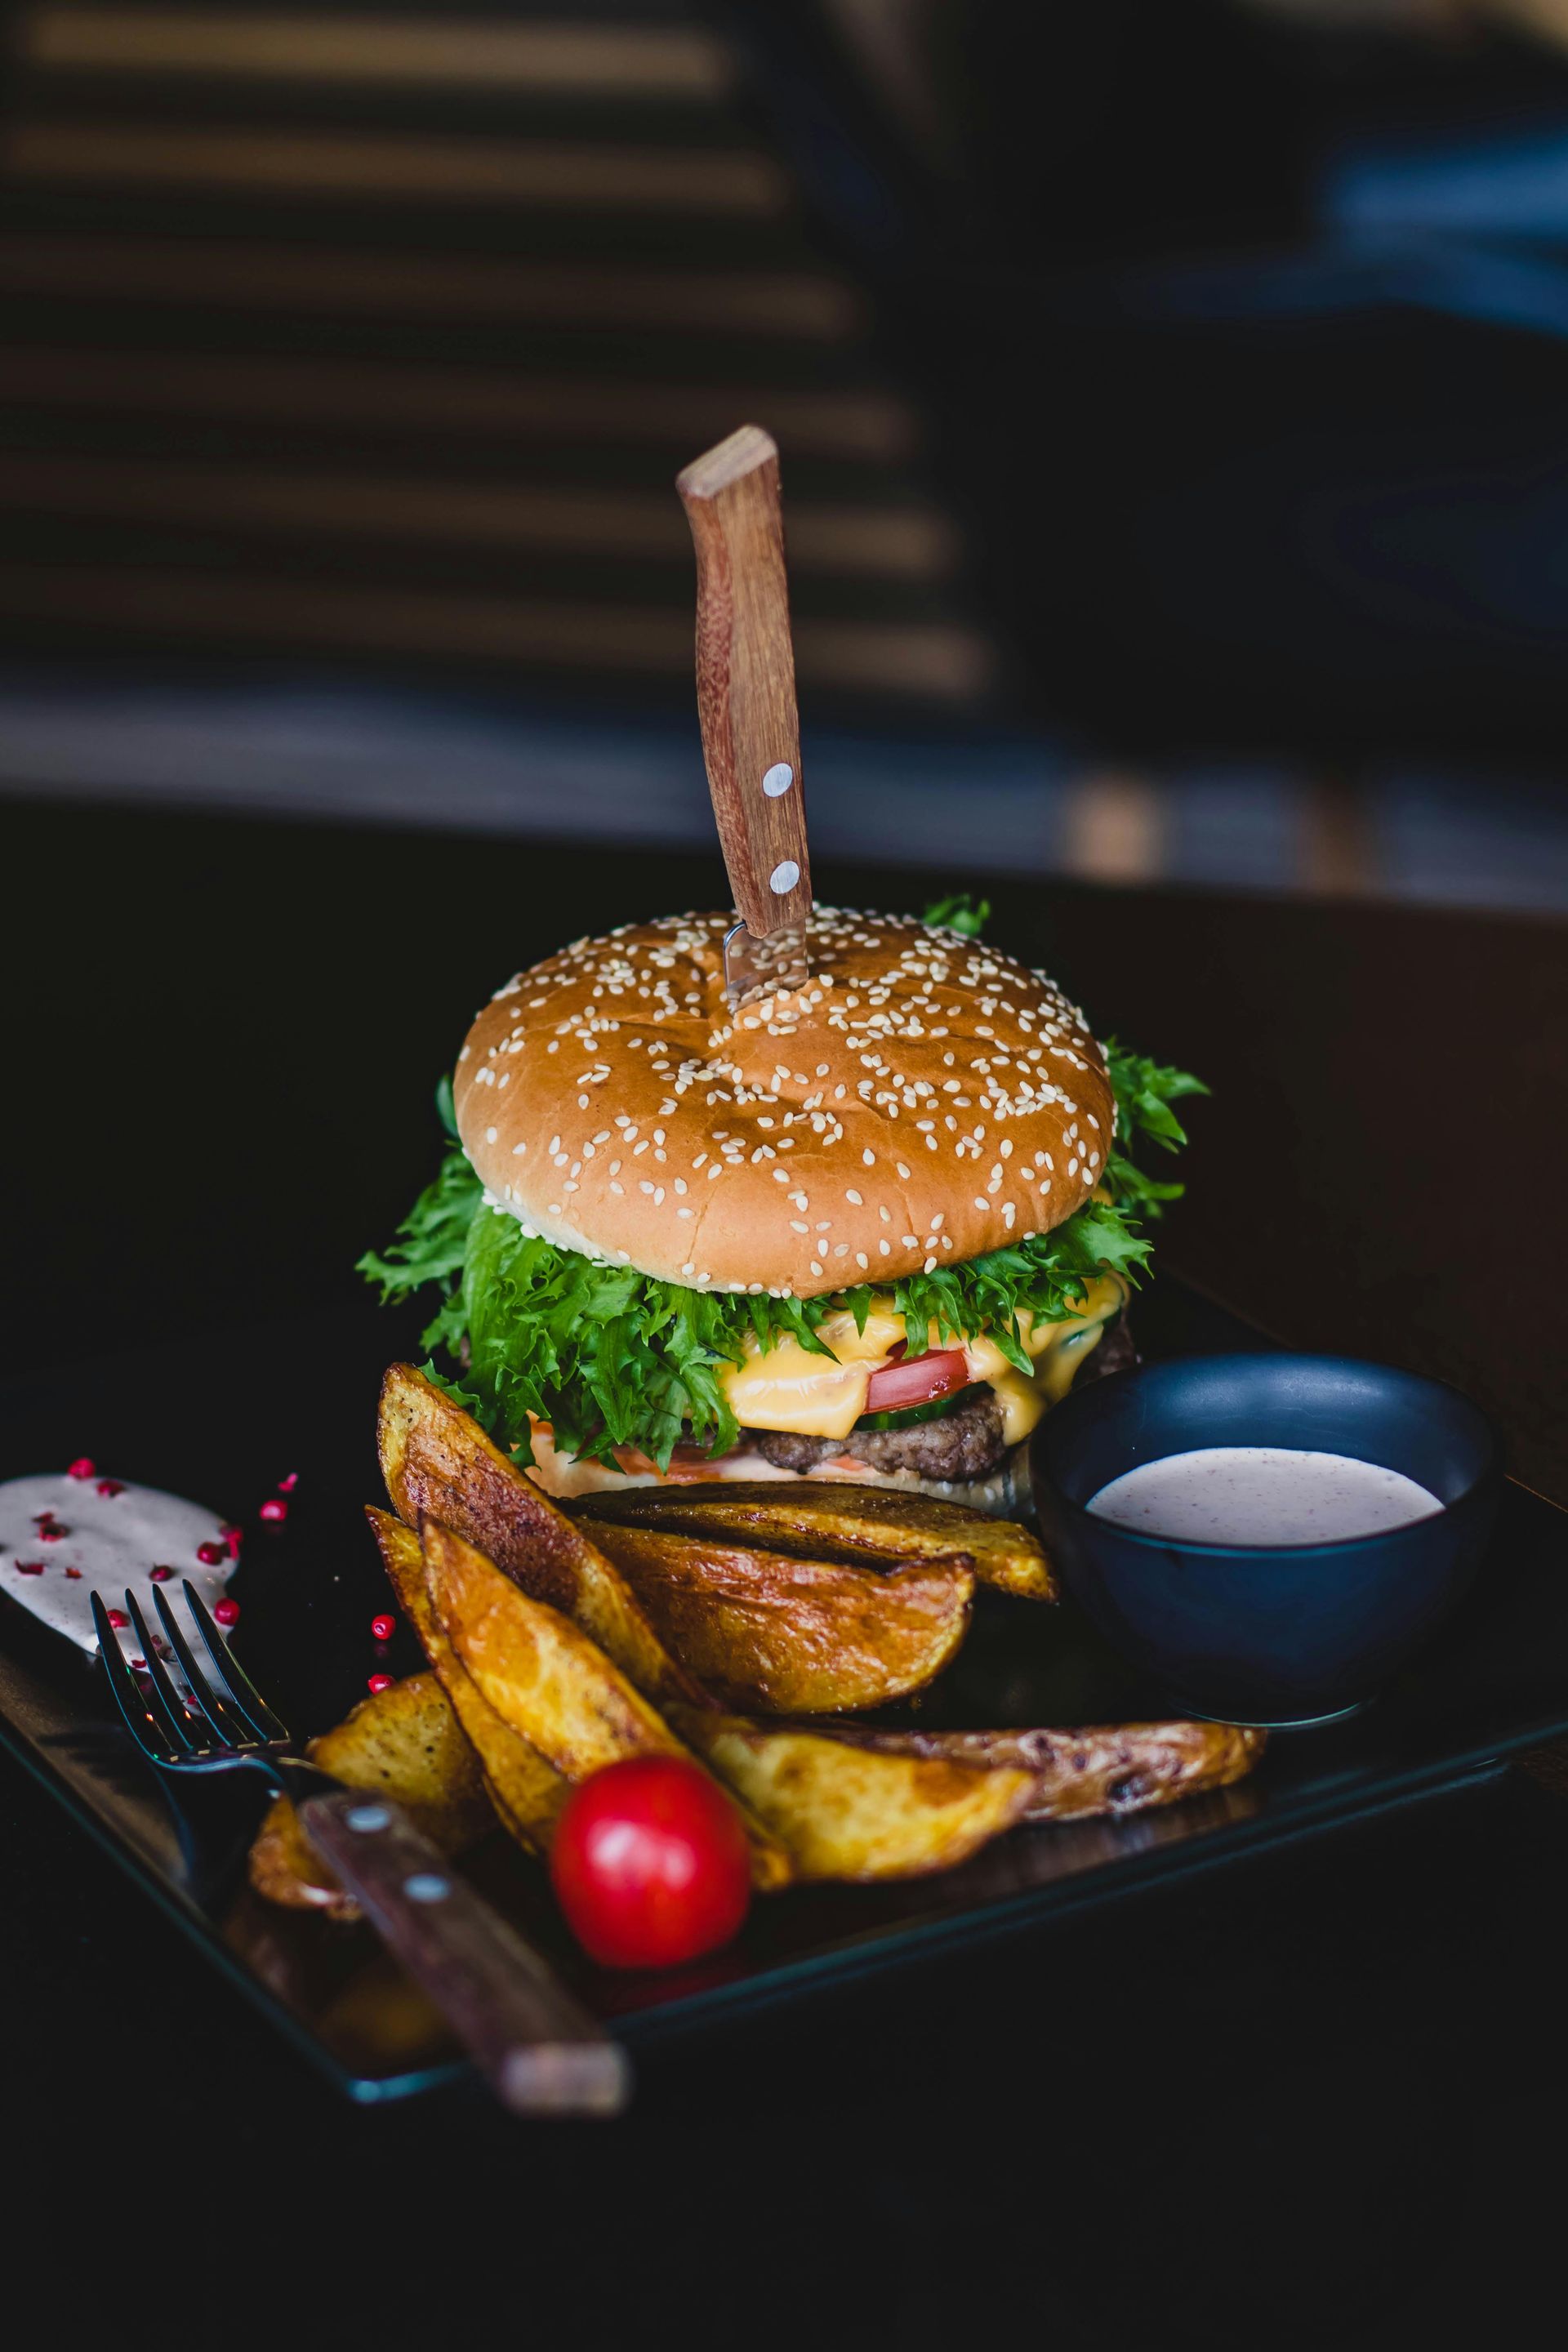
[300,1788,630,2118]
[677,425,812,938]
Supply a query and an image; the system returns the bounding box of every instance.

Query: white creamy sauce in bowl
[1087,1446,1443,1548]
[0,1471,236,1656]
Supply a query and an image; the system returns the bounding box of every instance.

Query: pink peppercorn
[67,1457,96,1480]
[149,1565,173,1582]
[367,1673,394,1695]
[96,1479,125,1499]
[212,1597,241,1628]
[195,1540,226,1566]
[258,1499,287,1525]
[371,1613,395,1642]
[106,1608,129,1629]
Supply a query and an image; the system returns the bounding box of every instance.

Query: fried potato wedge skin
[420,1517,793,1891]
[367,1505,569,1855]
[575,1480,1056,1602]
[247,1669,492,1920]
[581,1521,974,1714]
[378,1362,709,1708]
[815,1719,1267,1821]
[670,1707,1036,1882]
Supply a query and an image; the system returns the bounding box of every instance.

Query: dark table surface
[4,797,1567,2345]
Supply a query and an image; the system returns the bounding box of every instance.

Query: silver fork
[91,1579,630,2116]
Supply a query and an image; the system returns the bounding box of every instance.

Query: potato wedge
[809,1718,1267,1822]
[367,1505,570,1855]
[419,1516,794,1891]
[378,1363,709,1708]
[579,1520,973,1714]
[575,1479,1056,1602]
[247,1669,492,1920]
[669,1707,1036,1882]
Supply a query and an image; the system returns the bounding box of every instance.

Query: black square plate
[3,1278,1566,2102]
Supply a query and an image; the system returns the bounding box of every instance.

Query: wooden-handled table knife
[677,424,813,1004]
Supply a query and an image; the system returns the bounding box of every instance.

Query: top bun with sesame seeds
[452,906,1116,1300]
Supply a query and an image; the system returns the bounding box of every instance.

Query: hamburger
[360,901,1201,1511]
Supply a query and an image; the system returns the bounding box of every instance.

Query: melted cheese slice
[719,1275,1127,1443]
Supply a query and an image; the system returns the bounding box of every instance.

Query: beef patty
[746,1311,1138,1482]
[751,1383,1008,1481]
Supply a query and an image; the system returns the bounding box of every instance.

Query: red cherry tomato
[549,1757,751,1970]
[862,1344,969,1416]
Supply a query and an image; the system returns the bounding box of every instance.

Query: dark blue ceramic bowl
[1030,1353,1500,1726]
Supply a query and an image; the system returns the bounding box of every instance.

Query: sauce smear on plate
[1087,1446,1441,1548]
[0,1472,235,1653]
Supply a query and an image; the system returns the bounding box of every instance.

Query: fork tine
[148,1586,248,1746]
[92,1592,180,1760]
[121,1591,201,1753]
[176,1579,289,1744]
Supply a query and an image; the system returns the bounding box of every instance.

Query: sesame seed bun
[453,906,1115,1298]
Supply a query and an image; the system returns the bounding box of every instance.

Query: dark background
[7,0,1568,902]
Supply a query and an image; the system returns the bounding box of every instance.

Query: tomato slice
[862,1345,969,1415]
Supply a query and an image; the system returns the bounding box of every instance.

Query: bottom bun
[523,1419,1033,1519]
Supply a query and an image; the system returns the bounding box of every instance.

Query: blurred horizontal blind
[0,1,995,702]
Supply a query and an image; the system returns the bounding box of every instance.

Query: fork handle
[299,1789,630,2118]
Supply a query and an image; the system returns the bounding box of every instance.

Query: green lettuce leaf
[355,1136,483,1305]
[920,891,991,937]
[1100,1040,1209,1219]
[359,1164,1160,1469]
